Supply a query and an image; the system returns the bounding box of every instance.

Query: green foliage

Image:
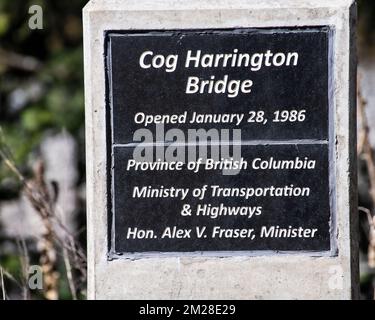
[0,0,88,193]
[0,1,88,299]
[1,254,22,277]
[0,13,10,36]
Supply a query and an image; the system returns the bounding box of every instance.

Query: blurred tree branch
[0,48,42,72]
[0,129,86,299]
[358,75,375,300]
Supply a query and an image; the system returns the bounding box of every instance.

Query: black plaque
[105,28,334,256]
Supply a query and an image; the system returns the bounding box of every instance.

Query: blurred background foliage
[0,0,374,299]
[0,0,88,300]
[358,0,375,48]
[0,0,86,190]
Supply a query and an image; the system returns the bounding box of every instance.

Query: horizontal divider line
[112,139,329,148]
